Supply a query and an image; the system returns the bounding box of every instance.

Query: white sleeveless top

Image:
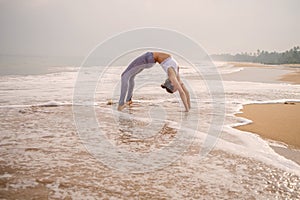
[160,57,179,75]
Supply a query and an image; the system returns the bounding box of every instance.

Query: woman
[118,52,190,112]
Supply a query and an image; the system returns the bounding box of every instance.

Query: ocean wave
[0,101,72,108]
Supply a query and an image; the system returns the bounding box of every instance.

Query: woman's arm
[181,83,191,109]
[176,72,191,109]
[168,68,189,112]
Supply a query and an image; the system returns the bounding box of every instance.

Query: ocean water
[0,59,300,199]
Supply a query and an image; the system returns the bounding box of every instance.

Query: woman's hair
[161,79,174,94]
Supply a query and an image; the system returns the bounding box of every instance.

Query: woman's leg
[118,72,130,106]
[126,74,136,103]
[118,52,154,111]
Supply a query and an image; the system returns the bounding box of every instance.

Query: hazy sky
[0,0,299,56]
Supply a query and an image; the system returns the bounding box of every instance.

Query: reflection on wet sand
[98,105,178,153]
[0,106,299,199]
[1,63,300,198]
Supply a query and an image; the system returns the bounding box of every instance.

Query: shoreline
[227,61,279,68]
[234,102,300,164]
[278,70,300,84]
[227,61,300,84]
[226,61,300,164]
[227,61,300,68]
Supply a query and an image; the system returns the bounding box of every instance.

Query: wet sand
[228,62,300,165]
[0,105,299,199]
[228,61,300,84]
[222,62,290,83]
[1,62,300,199]
[235,102,300,163]
[228,62,277,68]
[279,70,300,84]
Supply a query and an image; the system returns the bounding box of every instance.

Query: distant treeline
[211,46,300,64]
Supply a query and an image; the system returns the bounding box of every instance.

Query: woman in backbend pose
[118,52,191,112]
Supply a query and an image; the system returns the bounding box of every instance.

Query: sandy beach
[1,105,299,199]
[279,70,300,84]
[230,62,300,164]
[221,62,291,84]
[229,61,300,140]
[235,102,300,147]
[1,62,300,199]
[227,62,278,68]
[235,102,300,165]
[227,62,300,83]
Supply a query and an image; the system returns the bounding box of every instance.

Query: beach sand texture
[0,61,300,199]
[1,105,299,199]
[279,70,300,84]
[235,102,300,149]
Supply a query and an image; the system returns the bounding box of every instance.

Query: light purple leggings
[118,52,155,106]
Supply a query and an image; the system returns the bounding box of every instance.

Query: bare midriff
[153,52,171,64]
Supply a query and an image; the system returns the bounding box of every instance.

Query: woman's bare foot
[126,100,133,106]
[117,104,126,111]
